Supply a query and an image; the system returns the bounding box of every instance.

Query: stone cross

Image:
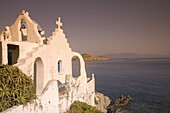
[56,17,63,29]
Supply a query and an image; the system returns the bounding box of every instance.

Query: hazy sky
[0,0,170,56]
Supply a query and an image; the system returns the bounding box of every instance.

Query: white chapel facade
[0,10,95,113]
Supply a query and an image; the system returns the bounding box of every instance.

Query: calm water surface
[77,58,170,113]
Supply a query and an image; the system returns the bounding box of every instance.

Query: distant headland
[72,53,170,61]
[103,53,170,59]
[73,53,111,61]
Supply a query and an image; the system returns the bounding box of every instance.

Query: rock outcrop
[107,95,132,113]
[95,92,111,113]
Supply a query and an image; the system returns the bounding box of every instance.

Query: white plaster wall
[0,33,4,41]
[2,80,59,113]
[59,96,68,113]
[87,75,95,106]
[0,41,38,64]
[47,29,73,83]
[13,28,74,95]
[10,11,43,44]
[18,46,49,95]
[1,41,8,64]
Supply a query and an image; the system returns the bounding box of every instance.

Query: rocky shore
[95,93,132,113]
[107,95,132,113]
[95,92,111,113]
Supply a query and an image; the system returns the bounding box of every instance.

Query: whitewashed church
[0,10,95,113]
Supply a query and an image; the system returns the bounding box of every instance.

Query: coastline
[86,59,170,113]
[73,53,111,61]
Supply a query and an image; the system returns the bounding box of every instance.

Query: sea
[73,58,170,113]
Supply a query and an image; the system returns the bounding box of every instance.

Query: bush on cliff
[65,101,103,113]
[0,65,36,112]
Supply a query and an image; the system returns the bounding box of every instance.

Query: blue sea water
[77,58,170,113]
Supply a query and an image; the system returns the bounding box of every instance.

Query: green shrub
[65,101,103,113]
[0,65,36,112]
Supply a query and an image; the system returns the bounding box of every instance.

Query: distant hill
[103,53,170,58]
[73,53,111,61]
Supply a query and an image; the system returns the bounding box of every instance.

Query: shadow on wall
[72,56,80,78]
[34,57,44,95]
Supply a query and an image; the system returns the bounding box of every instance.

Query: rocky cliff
[95,92,111,113]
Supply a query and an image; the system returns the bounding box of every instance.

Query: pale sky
[0,0,170,56]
